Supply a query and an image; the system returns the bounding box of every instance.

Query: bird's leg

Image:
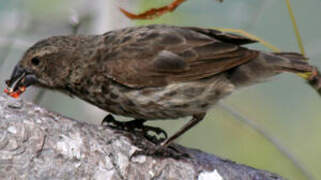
[101,114,167,144]
[131,113,206,159]
[161,113,206,147]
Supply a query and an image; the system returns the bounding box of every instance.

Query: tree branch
[0,95,283,180]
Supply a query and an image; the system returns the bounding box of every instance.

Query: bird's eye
[31,57,40,66]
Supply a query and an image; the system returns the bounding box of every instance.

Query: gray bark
[0,95,284,180]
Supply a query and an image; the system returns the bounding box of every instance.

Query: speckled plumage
[6,24,314,146]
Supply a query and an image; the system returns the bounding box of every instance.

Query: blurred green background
[0,0,320,179]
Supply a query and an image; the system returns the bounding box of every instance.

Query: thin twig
[119,0,187,20]
[285,0,305,56]
[218,102,315,180]
[119,0,224,20]
[284,0,321,96]
[215,28,281,52]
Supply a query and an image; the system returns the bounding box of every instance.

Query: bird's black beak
[4,65,38,98]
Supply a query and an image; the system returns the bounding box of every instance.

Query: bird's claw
[101,114,167,145]
[101,114,125,129]
[142,125,167,145]
[130,144,190,160]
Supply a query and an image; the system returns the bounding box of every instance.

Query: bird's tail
[274,52,321,95]
[272,52,313,73]
[228,51,315,88]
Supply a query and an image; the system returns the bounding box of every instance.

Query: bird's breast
[75,75,235,120]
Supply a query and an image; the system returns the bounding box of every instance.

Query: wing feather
[102,25,258,88]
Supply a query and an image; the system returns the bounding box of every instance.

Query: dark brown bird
[5,24,315,148]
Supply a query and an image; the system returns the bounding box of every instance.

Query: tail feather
[273,52,313,73]
[274,52,308,61]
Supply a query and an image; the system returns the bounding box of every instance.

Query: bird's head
[4,36,83,98]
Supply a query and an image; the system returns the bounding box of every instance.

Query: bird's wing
[101,25,259,88]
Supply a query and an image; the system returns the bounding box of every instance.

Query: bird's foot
[131,144,190,160]
[101,114,145,130]
[101,114,168,145]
